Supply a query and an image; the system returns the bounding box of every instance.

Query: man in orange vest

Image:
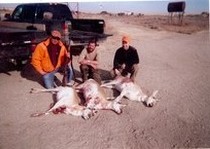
[31,30,73,88]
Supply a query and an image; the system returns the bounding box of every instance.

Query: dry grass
[81,13,209,34]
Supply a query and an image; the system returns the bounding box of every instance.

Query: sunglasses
[122,41,128,44]
[51,36,61,40]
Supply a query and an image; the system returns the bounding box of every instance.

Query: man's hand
[114,69,121,76]
[86,60,98,69]
[121,63,126,69]
[66,52,71,58]
[90,63,97,69]
[40,71,47,75]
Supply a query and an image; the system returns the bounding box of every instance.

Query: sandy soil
[0,14,210,149]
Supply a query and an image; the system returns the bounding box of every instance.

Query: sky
[0,0,209,15]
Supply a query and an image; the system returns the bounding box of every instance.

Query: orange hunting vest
[31,38,68,74]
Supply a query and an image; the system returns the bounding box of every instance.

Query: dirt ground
[0,14,210,149]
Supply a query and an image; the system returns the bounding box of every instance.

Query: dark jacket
[113,46,139,69]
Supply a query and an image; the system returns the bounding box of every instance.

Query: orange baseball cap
[122,36,130,43]
[51,30,61,39]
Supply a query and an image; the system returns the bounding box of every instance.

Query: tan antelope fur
[30,86,95,119]
[101,76,159,107]
[76,79,125,114]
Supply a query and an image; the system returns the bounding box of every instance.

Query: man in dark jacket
[111,36,139,82]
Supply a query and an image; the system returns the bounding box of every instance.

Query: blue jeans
[42,65,73,89]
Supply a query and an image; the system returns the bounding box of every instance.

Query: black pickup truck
[0,3,111,66]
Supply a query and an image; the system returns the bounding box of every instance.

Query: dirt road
[0,16,210,149]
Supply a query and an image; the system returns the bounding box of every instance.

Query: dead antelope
[101,76,159,107]
[75,79,125,114]
[30,86,95,119]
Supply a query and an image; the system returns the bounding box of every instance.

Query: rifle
[62,43,76,86]
[62,54,71,86]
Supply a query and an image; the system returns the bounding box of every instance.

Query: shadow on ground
[0,60,21,75]
[0,60,114,87]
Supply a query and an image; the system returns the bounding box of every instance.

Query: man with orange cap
[31,30,73,88]
[111,35,139,82]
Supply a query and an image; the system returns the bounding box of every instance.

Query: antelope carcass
[76,79,125,114]
[30,86,95,119]
[101,76,159,107]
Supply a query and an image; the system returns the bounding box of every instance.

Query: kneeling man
[111,35,139,82]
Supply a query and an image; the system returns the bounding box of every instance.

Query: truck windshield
[12,5,36,22]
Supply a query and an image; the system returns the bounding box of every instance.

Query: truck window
[12,5,23,20]
[55,4,72,20]
[12,4,36,22]
[36,5,52,20]
[35,4,72,21]
[22,5,36,21]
